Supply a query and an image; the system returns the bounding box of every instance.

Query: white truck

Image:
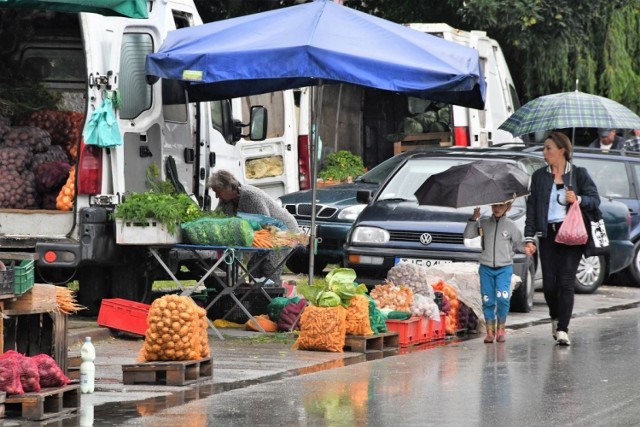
[0,1,298,314]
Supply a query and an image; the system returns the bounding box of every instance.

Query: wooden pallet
[122,357,213,386]
[5,384,80,421]
[343,332,399,353]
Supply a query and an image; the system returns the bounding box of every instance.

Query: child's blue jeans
[479,264,513,324]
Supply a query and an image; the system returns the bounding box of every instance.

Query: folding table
[149,244,295,339]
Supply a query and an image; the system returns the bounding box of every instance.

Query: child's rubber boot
[496,323,506,342]
[484,321,495,343]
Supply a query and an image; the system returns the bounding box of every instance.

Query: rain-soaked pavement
[6,284,640,426]
[119,306,640,427]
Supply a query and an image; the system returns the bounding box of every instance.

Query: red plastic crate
[427,313,447,342]
[385,317,423,347]
[97,298,150,336]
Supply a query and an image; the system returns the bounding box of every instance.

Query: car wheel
[624,241,640,286]
[575,255,605,294]
[286,251,328,275]
[510,264,534,313]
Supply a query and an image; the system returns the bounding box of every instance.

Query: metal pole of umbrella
[307,83,324,286]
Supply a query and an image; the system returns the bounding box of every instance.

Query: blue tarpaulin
[146,0,485,109]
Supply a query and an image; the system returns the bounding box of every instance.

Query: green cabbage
[317,291,341,307]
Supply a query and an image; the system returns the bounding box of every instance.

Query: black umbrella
[414,160,530,208]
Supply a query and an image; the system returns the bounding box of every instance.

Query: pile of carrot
[55,286,86,314]
[252,229,274,248]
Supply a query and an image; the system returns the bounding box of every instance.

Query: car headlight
[351,226,390,244]
[338,204,366,221]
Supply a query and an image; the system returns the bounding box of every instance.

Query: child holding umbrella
[464,199,526,343]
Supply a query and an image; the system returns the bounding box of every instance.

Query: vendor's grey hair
[208,170,240,192]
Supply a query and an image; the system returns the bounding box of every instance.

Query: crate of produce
[115,218,182,245]
[427,313,447,341]
[207,286,285,324]
[385,317,423,347]
[97,298,150,336]
[13,259,35,295]
[0,260,15,294]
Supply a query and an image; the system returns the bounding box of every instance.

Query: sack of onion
[138,295,209,362]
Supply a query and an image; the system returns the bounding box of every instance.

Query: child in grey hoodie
[464,200,525,343]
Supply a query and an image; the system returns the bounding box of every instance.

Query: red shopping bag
[555,202,588,245]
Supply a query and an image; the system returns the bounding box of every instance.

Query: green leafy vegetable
[317,291,341,307]
[318,150,366,182]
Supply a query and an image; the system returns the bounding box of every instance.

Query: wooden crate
[5,384,80,421]
[3,311,68,374]
[344,332,399,353]
[393,132,453,155]
[122,357,213,386]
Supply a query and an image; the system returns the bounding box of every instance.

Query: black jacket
[525,163,600,242]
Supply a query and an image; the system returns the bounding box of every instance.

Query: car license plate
[300,225,316,236]
[395,258,453,268]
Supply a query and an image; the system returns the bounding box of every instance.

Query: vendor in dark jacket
[524,132,600,347]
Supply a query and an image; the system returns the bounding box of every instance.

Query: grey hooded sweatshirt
[463,215,524,268]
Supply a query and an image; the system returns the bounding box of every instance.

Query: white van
[406,23,521,147]
[0,0,296,313]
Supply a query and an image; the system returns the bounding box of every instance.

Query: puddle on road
[54,338,460,424]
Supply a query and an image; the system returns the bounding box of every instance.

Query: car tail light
[298,134,310,190]
[454,126,470,147]
[77,139,103,194]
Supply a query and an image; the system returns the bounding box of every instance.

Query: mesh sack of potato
[138,295,209,362]
[386,263,434,298]
[292,305,347,352]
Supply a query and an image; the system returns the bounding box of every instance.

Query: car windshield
[358,153,408,184]
[378,158,471,202]
[376,157,531,210]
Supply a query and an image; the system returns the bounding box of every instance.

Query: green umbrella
[0,0,148,19]
[499,90,640,137]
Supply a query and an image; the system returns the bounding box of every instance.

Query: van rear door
[235,90,299,198]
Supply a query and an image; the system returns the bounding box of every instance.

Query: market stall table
[149,244,296,339]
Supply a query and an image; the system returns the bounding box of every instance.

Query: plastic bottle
[80,336,96,394]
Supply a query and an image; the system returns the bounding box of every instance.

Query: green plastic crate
[13,259,34,295]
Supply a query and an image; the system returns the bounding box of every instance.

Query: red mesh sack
[0,357,24,395]
[277,299,307,332]
[0,351,40,392]
[31,354,70,388]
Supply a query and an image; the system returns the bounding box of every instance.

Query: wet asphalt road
[118,303,640,426]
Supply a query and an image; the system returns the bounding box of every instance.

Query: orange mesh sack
[345,294,374,336]
[139,295,209,362]
[245,314,277,332]
[293,305,347,352]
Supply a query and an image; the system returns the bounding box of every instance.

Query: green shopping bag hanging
[83,97,123,147]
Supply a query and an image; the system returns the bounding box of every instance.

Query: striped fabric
[499,91,640,136]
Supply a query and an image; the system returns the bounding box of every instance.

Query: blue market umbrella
[145,0,487,282]
[145,0,485,109]
[499,90,640,137]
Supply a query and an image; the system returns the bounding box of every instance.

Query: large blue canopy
[146,0,486,109]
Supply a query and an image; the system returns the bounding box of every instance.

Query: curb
[68,327,113,348]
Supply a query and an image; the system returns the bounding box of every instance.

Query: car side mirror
[356,190,372,204]
[232,105,268,142]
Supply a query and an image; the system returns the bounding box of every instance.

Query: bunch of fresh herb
[114,192,203,234]
[318,150,366,182]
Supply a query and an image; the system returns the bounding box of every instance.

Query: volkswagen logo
[420,233,433,245]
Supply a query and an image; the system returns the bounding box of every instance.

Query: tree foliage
[194,0,640,112]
